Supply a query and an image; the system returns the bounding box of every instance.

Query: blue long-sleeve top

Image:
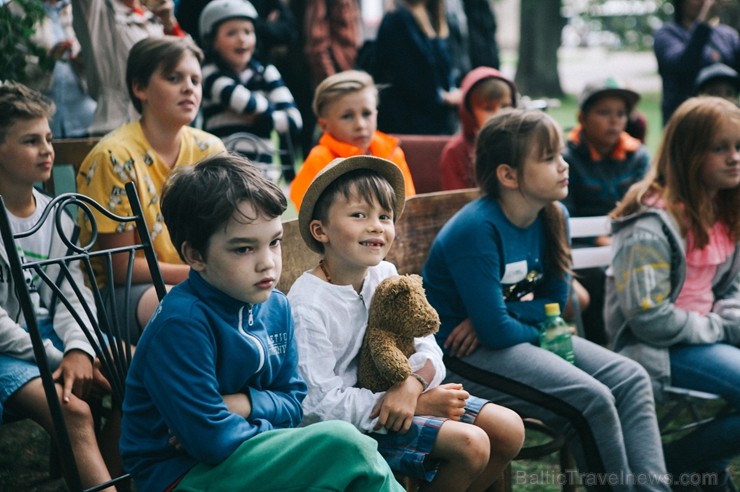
[120,270,306,492]
[422,197,570,350]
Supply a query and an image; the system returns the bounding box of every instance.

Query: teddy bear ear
[388,280,404,297]
[377,275,400,296]
[407,274,423,284]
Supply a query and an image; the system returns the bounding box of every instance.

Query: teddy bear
[357,274,441,393]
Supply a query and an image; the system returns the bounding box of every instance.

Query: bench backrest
[569,215,612,270]
[393,134,454,194]
[277,199,611,292]
[277,218,320,293]
[386,189,479,274]
[47,137,101,195]
[277,189,479,293]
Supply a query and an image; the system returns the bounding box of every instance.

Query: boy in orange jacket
[290,70,416,210]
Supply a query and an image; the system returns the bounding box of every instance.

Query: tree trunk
[515,0,565,98]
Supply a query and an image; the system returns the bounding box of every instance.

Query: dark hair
[673,0,684,23]
[475,108,571,276]
[312,169,397,253]
[468,78,515,112]
[126,36,204,113]
[611,97,740,248]
[0,82,55,142]
[161,153,287,261]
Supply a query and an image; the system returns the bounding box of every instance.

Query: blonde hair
[476,108,571,276]
[611,97,740,248]
[312,70,378,117]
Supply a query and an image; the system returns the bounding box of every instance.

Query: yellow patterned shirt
[77,121,224,269]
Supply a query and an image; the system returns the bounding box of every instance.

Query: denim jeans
[664,343,740,475]
[0,318,59,421]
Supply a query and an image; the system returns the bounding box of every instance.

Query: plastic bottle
[539,303,575,364]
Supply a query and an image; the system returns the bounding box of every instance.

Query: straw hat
[298,156,406,253]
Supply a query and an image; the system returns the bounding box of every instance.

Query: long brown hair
[611,97,740,248]
[476,108,571,276]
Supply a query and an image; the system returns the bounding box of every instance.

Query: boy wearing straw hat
[288,155,524,490]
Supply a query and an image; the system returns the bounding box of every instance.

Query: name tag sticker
[502,260,528,284]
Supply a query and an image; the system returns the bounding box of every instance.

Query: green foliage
[562,0,672,51]
[563,0,740,51]
[0,0,53,83]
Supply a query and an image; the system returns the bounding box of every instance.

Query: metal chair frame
[222,131,296,183]
[0,182,166,492]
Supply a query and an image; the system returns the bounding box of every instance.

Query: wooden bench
[277,219,319,293]
[386,188,479,273]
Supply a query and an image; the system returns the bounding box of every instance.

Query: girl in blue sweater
[422,108,671,491]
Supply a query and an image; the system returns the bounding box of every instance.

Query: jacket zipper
[238,304,264,371]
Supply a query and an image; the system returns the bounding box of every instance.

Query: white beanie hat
[198,0,258,44]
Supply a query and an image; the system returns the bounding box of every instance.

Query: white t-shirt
[7,190,55,319]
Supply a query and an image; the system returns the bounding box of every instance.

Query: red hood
[459,67,518,141]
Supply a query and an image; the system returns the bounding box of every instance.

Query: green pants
[175,420,404,491]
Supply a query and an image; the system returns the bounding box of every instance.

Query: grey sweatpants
[444,336,671,492]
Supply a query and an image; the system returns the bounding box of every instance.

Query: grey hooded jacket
[604,206,740,400]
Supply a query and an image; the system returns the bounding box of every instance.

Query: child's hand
[443,318,479,357]
[168,430,183,451]
[370,377,423,434]
[52,349,94,403]
[222,393,252,418]
[594,235,612,247]
[89,358,112,399]
[415,383,469,419]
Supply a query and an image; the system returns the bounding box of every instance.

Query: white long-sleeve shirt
[288,261,445,432]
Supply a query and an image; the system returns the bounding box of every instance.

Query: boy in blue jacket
[120,153,403,492]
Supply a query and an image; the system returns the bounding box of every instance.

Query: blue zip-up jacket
[121,270,307,492]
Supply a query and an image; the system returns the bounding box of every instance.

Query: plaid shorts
[369,395,488,482]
